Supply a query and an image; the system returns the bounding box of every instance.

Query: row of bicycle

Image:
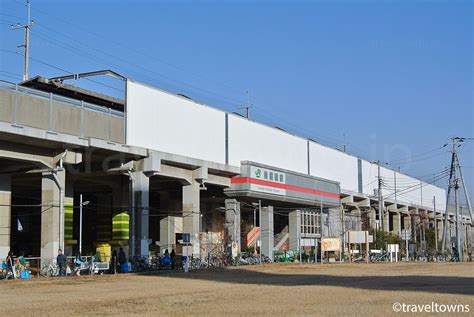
[1,252,274,279]
[0,255,112,279]
[351,250,463,263]
[132,252,272,272]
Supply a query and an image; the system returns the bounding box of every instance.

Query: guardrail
[0,80,125,143]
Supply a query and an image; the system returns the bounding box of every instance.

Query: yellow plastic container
[95,243,111,263]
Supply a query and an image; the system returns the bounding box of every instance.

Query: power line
[6,6,372,154]
[0,49,123,93]
[12,1,248,96]
[383,171,450,200]
[388,143,448,165]
[28,27,246,108]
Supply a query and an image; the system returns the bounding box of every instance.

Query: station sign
[225,161,341,207]
[250,166,286,196]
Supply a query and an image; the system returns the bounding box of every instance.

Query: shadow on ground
[146,268,474,296]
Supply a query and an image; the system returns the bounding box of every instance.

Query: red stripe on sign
[231,177,340,199]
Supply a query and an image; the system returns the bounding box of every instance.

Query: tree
[372,229,401,249]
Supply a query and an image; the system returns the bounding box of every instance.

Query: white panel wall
[126,79,446,211]
[362,160,446,210]
[393,172,422,206]
[228,114,308,174]
[420,183,447,212]
[309,141,358,191]
[361,160,378,197]
[126,80,226,164]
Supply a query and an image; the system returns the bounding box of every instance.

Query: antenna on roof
[237,90,253,118]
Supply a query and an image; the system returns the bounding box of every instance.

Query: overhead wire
[2,5,459,188]
[26,2,247,96]
[388,143,449,165]
[0,49,124,93]
[3,4,370,152]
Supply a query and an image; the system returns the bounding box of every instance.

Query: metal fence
[0,80,125,143]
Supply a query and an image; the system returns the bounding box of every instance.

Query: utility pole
[441,142,456,252]
[342,132,346,153]
[375,161,384,240]
[434,195,438,251]
[258,199,262,265]
[12,0,33,81]
[457,151,474,248]
[237,90,253,118]
[440,136,473,262]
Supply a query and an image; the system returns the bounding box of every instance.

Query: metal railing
[0,80,125,143]
[0,80,124,117]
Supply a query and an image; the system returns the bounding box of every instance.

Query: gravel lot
[0,262,472,316]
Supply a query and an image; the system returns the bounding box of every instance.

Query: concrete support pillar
[41,170,65,260]
[261,206,274,261]
[0,175,12,259]
[352,207,362,231]
[159,216,182,252]
[369,209,376,232]
[182,180,200,256]
[131,172,150,258]
[403,214,411,232]
[112,181,130,254]
[96,194,112,243]
[289,210,301,250]
[225,199,241,257]
[392,212,401,236]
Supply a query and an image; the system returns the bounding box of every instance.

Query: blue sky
[0,0,473,203]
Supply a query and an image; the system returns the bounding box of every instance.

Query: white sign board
[388,244,399,262]
[401,229,411,240]
[249,165,286,196]
[321,237,341,252]
[347,231,370,244]
[388,244,399,252]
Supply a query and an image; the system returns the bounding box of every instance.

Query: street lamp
[252,201,262,264]
[79,194,90,255]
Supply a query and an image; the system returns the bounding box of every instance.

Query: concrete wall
[126,80,226,164]
[309,141,359,191]
[361,160,446,210]
[228,114,308,173]
[0,87,124,143]
[125,79,447,212]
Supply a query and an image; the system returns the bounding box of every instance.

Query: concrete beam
[0,121,147,157]
[154,164,192,185]
[206,174,231,188]
[341,195,354,204]
[0,148,52,169]
[53,150,83,166]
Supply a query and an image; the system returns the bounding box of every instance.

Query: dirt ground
[0,262,472,316]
